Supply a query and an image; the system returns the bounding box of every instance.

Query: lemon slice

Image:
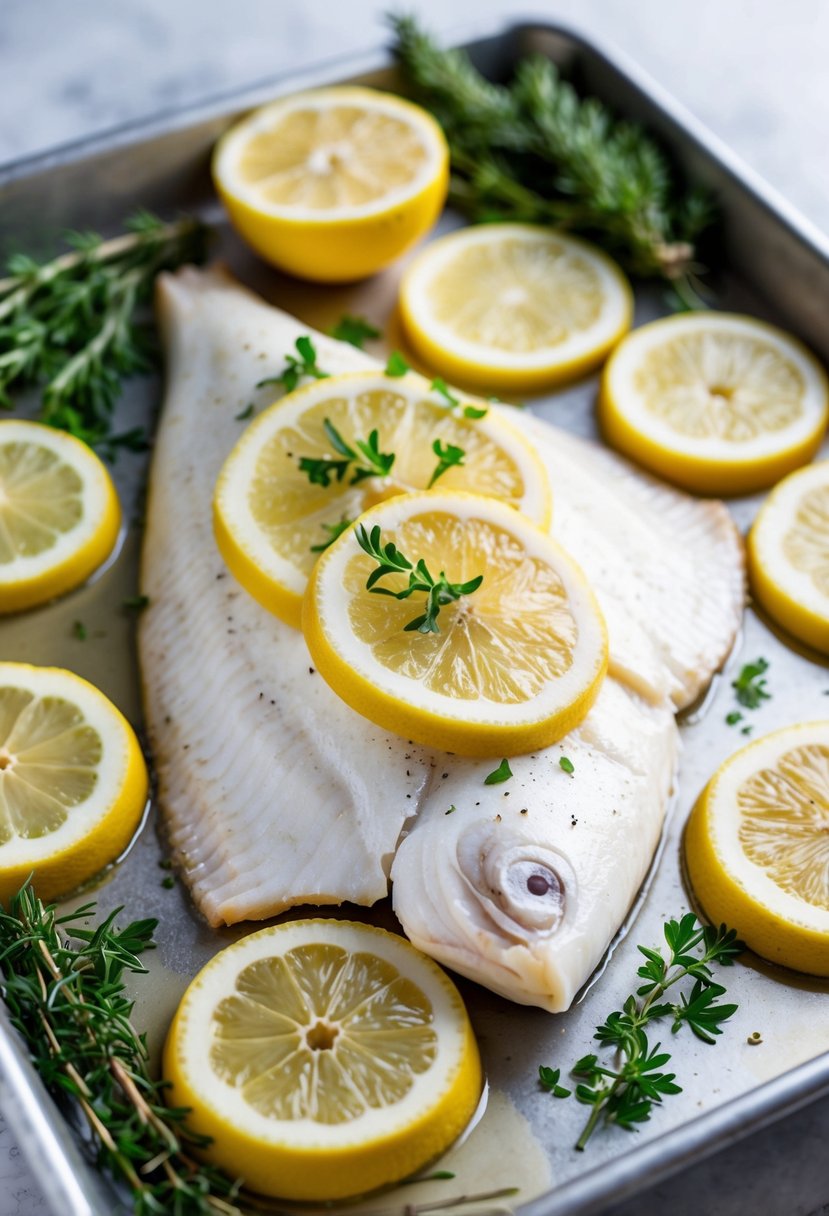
[0,420,120,614]
[213,86,449,282]
[600,313,829,495]
[163,919,482,1201]
[399,224,632,392]
[685,722,829,976]
[303,491,608,756]
[214,371,552,628]
[748,461,829,653]
[0,663,148,903]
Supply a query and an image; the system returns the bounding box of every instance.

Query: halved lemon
[302,491,607,756]
[0,420,120,614]
[600,313,829,496]
[212,86,449,281]
[214,371,552,628]
[685,722,829,976]
[748,461,829,654]
[399,224,632,393]
[0,663,148,903]
[163,919,482,1201]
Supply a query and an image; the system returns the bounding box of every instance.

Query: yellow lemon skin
[0,430,121,615]
[0,667,148,904]
[685,758,829,979]
[215,169,448,283]
[212,498,303,629]
[162,921,483,1201]
[600,380,826,498]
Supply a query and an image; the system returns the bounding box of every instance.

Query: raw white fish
[142,266,743,1010]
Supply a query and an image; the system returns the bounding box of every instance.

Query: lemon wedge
[600,313,829,495]
[0,420,120,614]
[0,663,148,903]
[212,86,449,281]
[685,722,829,977]
[399,224,632,392]
[214,371,551,628]
[163,919,482,1201]
[302,491,607,756]
[748,461,829,653]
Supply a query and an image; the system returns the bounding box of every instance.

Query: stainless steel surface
[0,19,827,1216]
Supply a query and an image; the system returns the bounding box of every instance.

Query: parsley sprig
[258,335,329,393]
[298,418,394,488]
[0,211,207,450]
[431,377,488,420]
[356,523,483,633]
[330,314,380,349]
[540,914,743,1150]
[732,658,770,710]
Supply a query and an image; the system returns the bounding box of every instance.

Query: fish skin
[141,267,431,926]
[143,266,743,1010]
[391,678,678,1012]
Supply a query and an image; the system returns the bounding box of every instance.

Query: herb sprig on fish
[539,913,743,1149]
[391,15,712,301]
[0,211,208,452]
[357,522,483,633]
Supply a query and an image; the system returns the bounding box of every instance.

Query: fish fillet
[141,266,743,1010]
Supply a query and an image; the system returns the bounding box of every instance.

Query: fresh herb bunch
[0,211,207,451]
[540,913,743,1150]
[0,885,242,1215]
[356,522,483,633]
[391,15,712,292]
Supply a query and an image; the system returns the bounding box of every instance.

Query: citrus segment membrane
[0,663,148,902]
[163,920,482,1200]
[399,224,632,391]
[303,491,608,756]
[214,372,551,628]
[0,420,121,613]
[685,721,829,976]
[601,313,829,495]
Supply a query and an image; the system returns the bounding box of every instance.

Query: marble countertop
[1,1,828,1213]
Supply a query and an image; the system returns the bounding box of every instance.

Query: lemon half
[685,722,829,976]
[163,919,482,1201]
[0,663,148,903]
[214,371,552,628]
[748,460,829,654]
[0,420,120,614]
[303,491,607,756]
[600,313,829,496]
[213,86,449,281]
[399,224,632,392]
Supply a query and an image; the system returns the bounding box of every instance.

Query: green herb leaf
[71,620,87,641]
[539,1065,571,1099]
[356,522,483,634]
[484,758,512,785]
[541,914,744,1151]
[445,804,457,815]
[310,518,354,553]
[431,377,461,410]
[385,351,410,377]
[235,403,255,421]
[559,756,575,775]
[330,314,381,349]
[428,438,466,487]
[123,595,149,612]
[732,658,770,710]
[298,418,395,488]
[0,213,208,447]
[463,404,489,419]
[258,335,329,393]
[725,710,743,726]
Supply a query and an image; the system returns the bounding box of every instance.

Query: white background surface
[1,2,828,1213]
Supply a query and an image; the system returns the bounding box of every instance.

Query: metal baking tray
[1,19,829,1216]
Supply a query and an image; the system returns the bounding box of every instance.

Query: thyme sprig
[258,335,329,393]
[0,211,207,449]
[0,885,242,1215]
[391,16,713,288]
[298,418,395,488]
[310,518,354,552]
[541,914,743,1150]
[428,439,466,486]
[356,523,483,633]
